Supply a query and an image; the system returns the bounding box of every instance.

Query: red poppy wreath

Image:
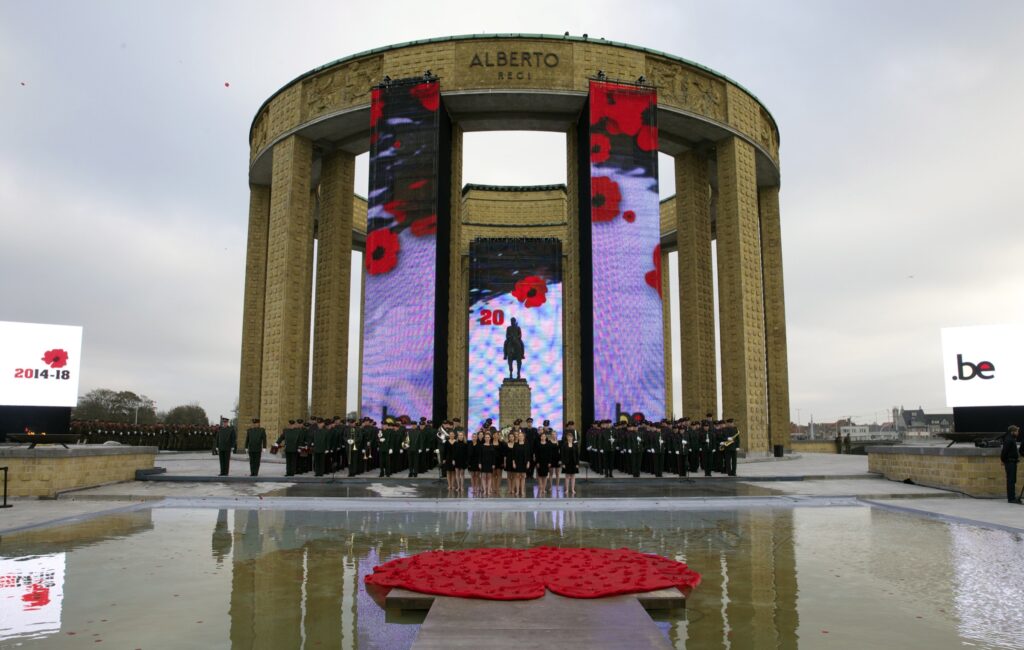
[364,547,701,601]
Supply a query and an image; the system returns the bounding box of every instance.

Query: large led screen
[467,239,564,432]
[942,325,1024,407]
[360,79,442,421]
[0,321,83,407]
[587,80,664,421]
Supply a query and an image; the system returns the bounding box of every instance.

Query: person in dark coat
[452,430,469,493]
[1001,425,1021,504]
[213,418,235,476]
[243,418,267,477]
[468,431,482,494]
[560,429,581,496]
[442,427,456,491]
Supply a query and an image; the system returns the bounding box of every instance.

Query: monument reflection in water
[222,507,798,649]
[4,506,1024,648]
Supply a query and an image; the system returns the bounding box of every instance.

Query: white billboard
[0,553,66,641]
[941,325,1024,407]
[0,321,83,407]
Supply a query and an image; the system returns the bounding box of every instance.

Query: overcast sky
[2,1,1023,425]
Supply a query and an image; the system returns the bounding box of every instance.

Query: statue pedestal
[499,378,531,430]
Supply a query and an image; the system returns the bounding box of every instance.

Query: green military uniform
[277,423,304,477]
[214,423,236,476]
[244,423,267,476]
[312,423,330,476]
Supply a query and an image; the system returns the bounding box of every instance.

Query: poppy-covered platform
[365,546,701,600]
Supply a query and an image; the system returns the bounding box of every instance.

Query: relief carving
[647,58,725,122]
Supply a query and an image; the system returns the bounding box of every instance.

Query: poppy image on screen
[361,80,441,421]
[588,80,664,421]
[467,238,564,433]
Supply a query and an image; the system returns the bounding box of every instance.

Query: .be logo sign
[953,354,996,381]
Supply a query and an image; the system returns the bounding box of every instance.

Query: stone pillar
[660,246,673,418]
[311,151,355,419]
[300,190,316,417]
[675,151,717,419]
[446,124,466,422]
[260,135,313,437]
[499,379,532,429]
[715,137,768,454]
[759,186,791,450]
[238,184,271,444]
[564,127,582,428]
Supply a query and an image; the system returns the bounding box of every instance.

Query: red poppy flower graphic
[623,210,636,223]
[591,86,655,137]
[22,583,51,610]
[512,276,548,308]
[42,349,68,369]
[411,214,437,237]
[365,227,400,275]
[410,82,439,112]
[645,244,662,298]
[365,547,701,601]
[383,199,408,223]
[590,133,611,164]
[636,125,658,152]
[370,88,384,128]
[591,176,622,222]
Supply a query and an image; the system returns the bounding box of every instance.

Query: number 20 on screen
[478,309,505,326]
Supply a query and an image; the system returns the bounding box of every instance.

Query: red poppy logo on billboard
[41,349,68,369]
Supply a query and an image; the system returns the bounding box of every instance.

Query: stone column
[300,190,316,417]
[564,126,582,428]
[260,135,314,437]
[311,151,355,419]
[446,124,466,422]
[759,186,791,450]
[675,151,717,419]
[238,184,271,444]
[715,136,768,454]
[660,246,673,418]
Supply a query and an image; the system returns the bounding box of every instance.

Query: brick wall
[1,448,157,497]
[868,447,1024,498]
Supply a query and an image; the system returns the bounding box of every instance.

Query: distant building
[839,424,891,442]
[892,406,953,438]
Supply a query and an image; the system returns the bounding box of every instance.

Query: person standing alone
[1001,425,1021,504]
[214,417,235,476]
[244,418,267,477]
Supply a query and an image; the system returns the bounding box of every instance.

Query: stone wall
[791,440,839,454]
[0,446,157,498]
[868,446,1024,498]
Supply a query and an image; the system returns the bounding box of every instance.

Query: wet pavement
[2,505,1024,648]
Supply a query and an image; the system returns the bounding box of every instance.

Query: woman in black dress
[478,431,495,496]
[560,429,581,496]
[547,428,561,486]
[534,434,551,495]
[442,429,456,491]
[452,430,469,493]
[504,430,518,495]
[492,431,505,495]
[513,430,530,496]
[468,430,481,495]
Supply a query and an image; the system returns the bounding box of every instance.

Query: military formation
[267,415,441,478]
[584,415,740,478]
[69,420,219,450]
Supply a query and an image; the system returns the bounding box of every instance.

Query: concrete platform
[409,591,673,649]
[386,586,685,612]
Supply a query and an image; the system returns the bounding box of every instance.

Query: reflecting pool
[1,505,1023,648]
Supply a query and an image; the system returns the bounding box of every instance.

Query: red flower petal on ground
[645,244,662,298]
[370,88,384,128]
[590,133,611,164]
[410,83,439,111]
[636,125,658,151]
[591,176,622,222]
[383,200,408,223]
[365,547,701,601]
[512,276,548,308]
[42,349,68,369]
[365,228,400,275]
[411,215,437,237]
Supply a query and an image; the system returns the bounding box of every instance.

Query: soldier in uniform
[407,419,424,477]
[312,418,330,477]
[276,420,302,477]
[244,418,267,477]
[627,420,643,477]
[213,417,235,476]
